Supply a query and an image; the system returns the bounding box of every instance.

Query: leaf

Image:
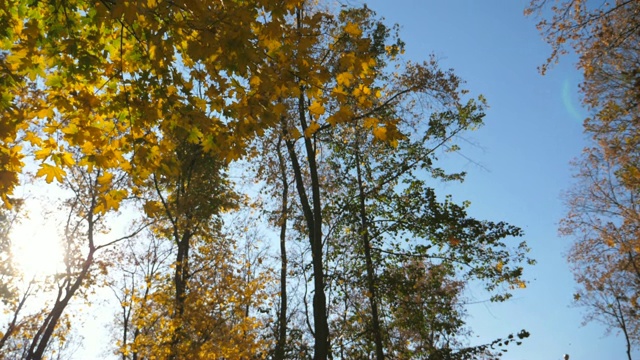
[143,200,163,217]
[344,22,362,37]
[97,172,113,186]
[308,101,325,119]
[363,117,378,129]
[59,152,75,167]
[95,189,128,214]
[37,107,53,119]
[36,163,66,183]
[250,76,261,88]
[304,121,321,137]
[372,126,387,141]
[34,148,51,160]
[448,236,460,247]
[336,72,354,87]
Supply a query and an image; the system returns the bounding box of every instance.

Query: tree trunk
[274,136,289,360]
[283,99,330,359]
[28,250,95,360]
[355,150,385,359]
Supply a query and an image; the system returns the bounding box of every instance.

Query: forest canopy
[0,1,532,359]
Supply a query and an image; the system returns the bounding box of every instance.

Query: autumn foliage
[528,0,640,357]
[0,1,532,359]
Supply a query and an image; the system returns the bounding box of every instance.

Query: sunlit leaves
[308,101,325,120]
[344,22,362,37]
[36,163,66,184]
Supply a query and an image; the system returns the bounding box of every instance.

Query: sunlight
[9,201,64,279]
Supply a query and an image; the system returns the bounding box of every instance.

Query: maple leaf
[344,22,362,37]
[308,101,325,119]
[372,126,387,141]
[336,72,354,87]
[304,121,321,138]
[97,172,113,186]
[36,163,66,183]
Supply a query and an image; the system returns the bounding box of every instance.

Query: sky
[358,1,638,360]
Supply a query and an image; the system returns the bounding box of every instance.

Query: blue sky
[360,1,638,359]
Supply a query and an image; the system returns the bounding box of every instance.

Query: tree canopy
[528,1,640,358]
[0,1,532,359]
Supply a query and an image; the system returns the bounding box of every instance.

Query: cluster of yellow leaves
[0,0,313,209]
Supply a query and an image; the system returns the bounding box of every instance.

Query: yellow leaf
[344,22,362,37]
[60,152,75,167]
[34,148,51,160]
[37,107,53,119]
[304,121,321,137]
[97,172,113,186]
[496,261,503,272]
[308,101,325,119]
[273,103,287,117]
[363,117,378,128]
[143,200,163,217]
[250,75,261,88]
[263,38,281,53]
[372,126,387,141]
[336,72,354,87]
[96,189,127,214]
[36,163,66,183]
[289,127,302,139]
[62,123,79,135]
[24,132,42,146]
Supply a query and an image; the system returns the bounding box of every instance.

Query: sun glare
[10,202,64,279]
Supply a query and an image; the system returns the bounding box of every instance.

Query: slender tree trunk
[283,96,330,359]
[355,150,384,360]
[174,232,190,318]
[274,136,289,360]
[28,199,99,360]
[28,250,95,360]
[169,231,190,360]
[0,283,31,352]
[615,296,633,360]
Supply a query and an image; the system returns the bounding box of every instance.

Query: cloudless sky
[358,1,639,360]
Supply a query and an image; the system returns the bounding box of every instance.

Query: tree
[0,0,302,207]
[526,0,640,189]
[254,3,532,359]
[25,163,144,360]
[528,1,640,354]
[561,146,640,359]
[0,1,302,357]
[116,136,271,359]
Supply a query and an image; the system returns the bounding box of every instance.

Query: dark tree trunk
[274,136,289,360]
[355,150,385,360]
